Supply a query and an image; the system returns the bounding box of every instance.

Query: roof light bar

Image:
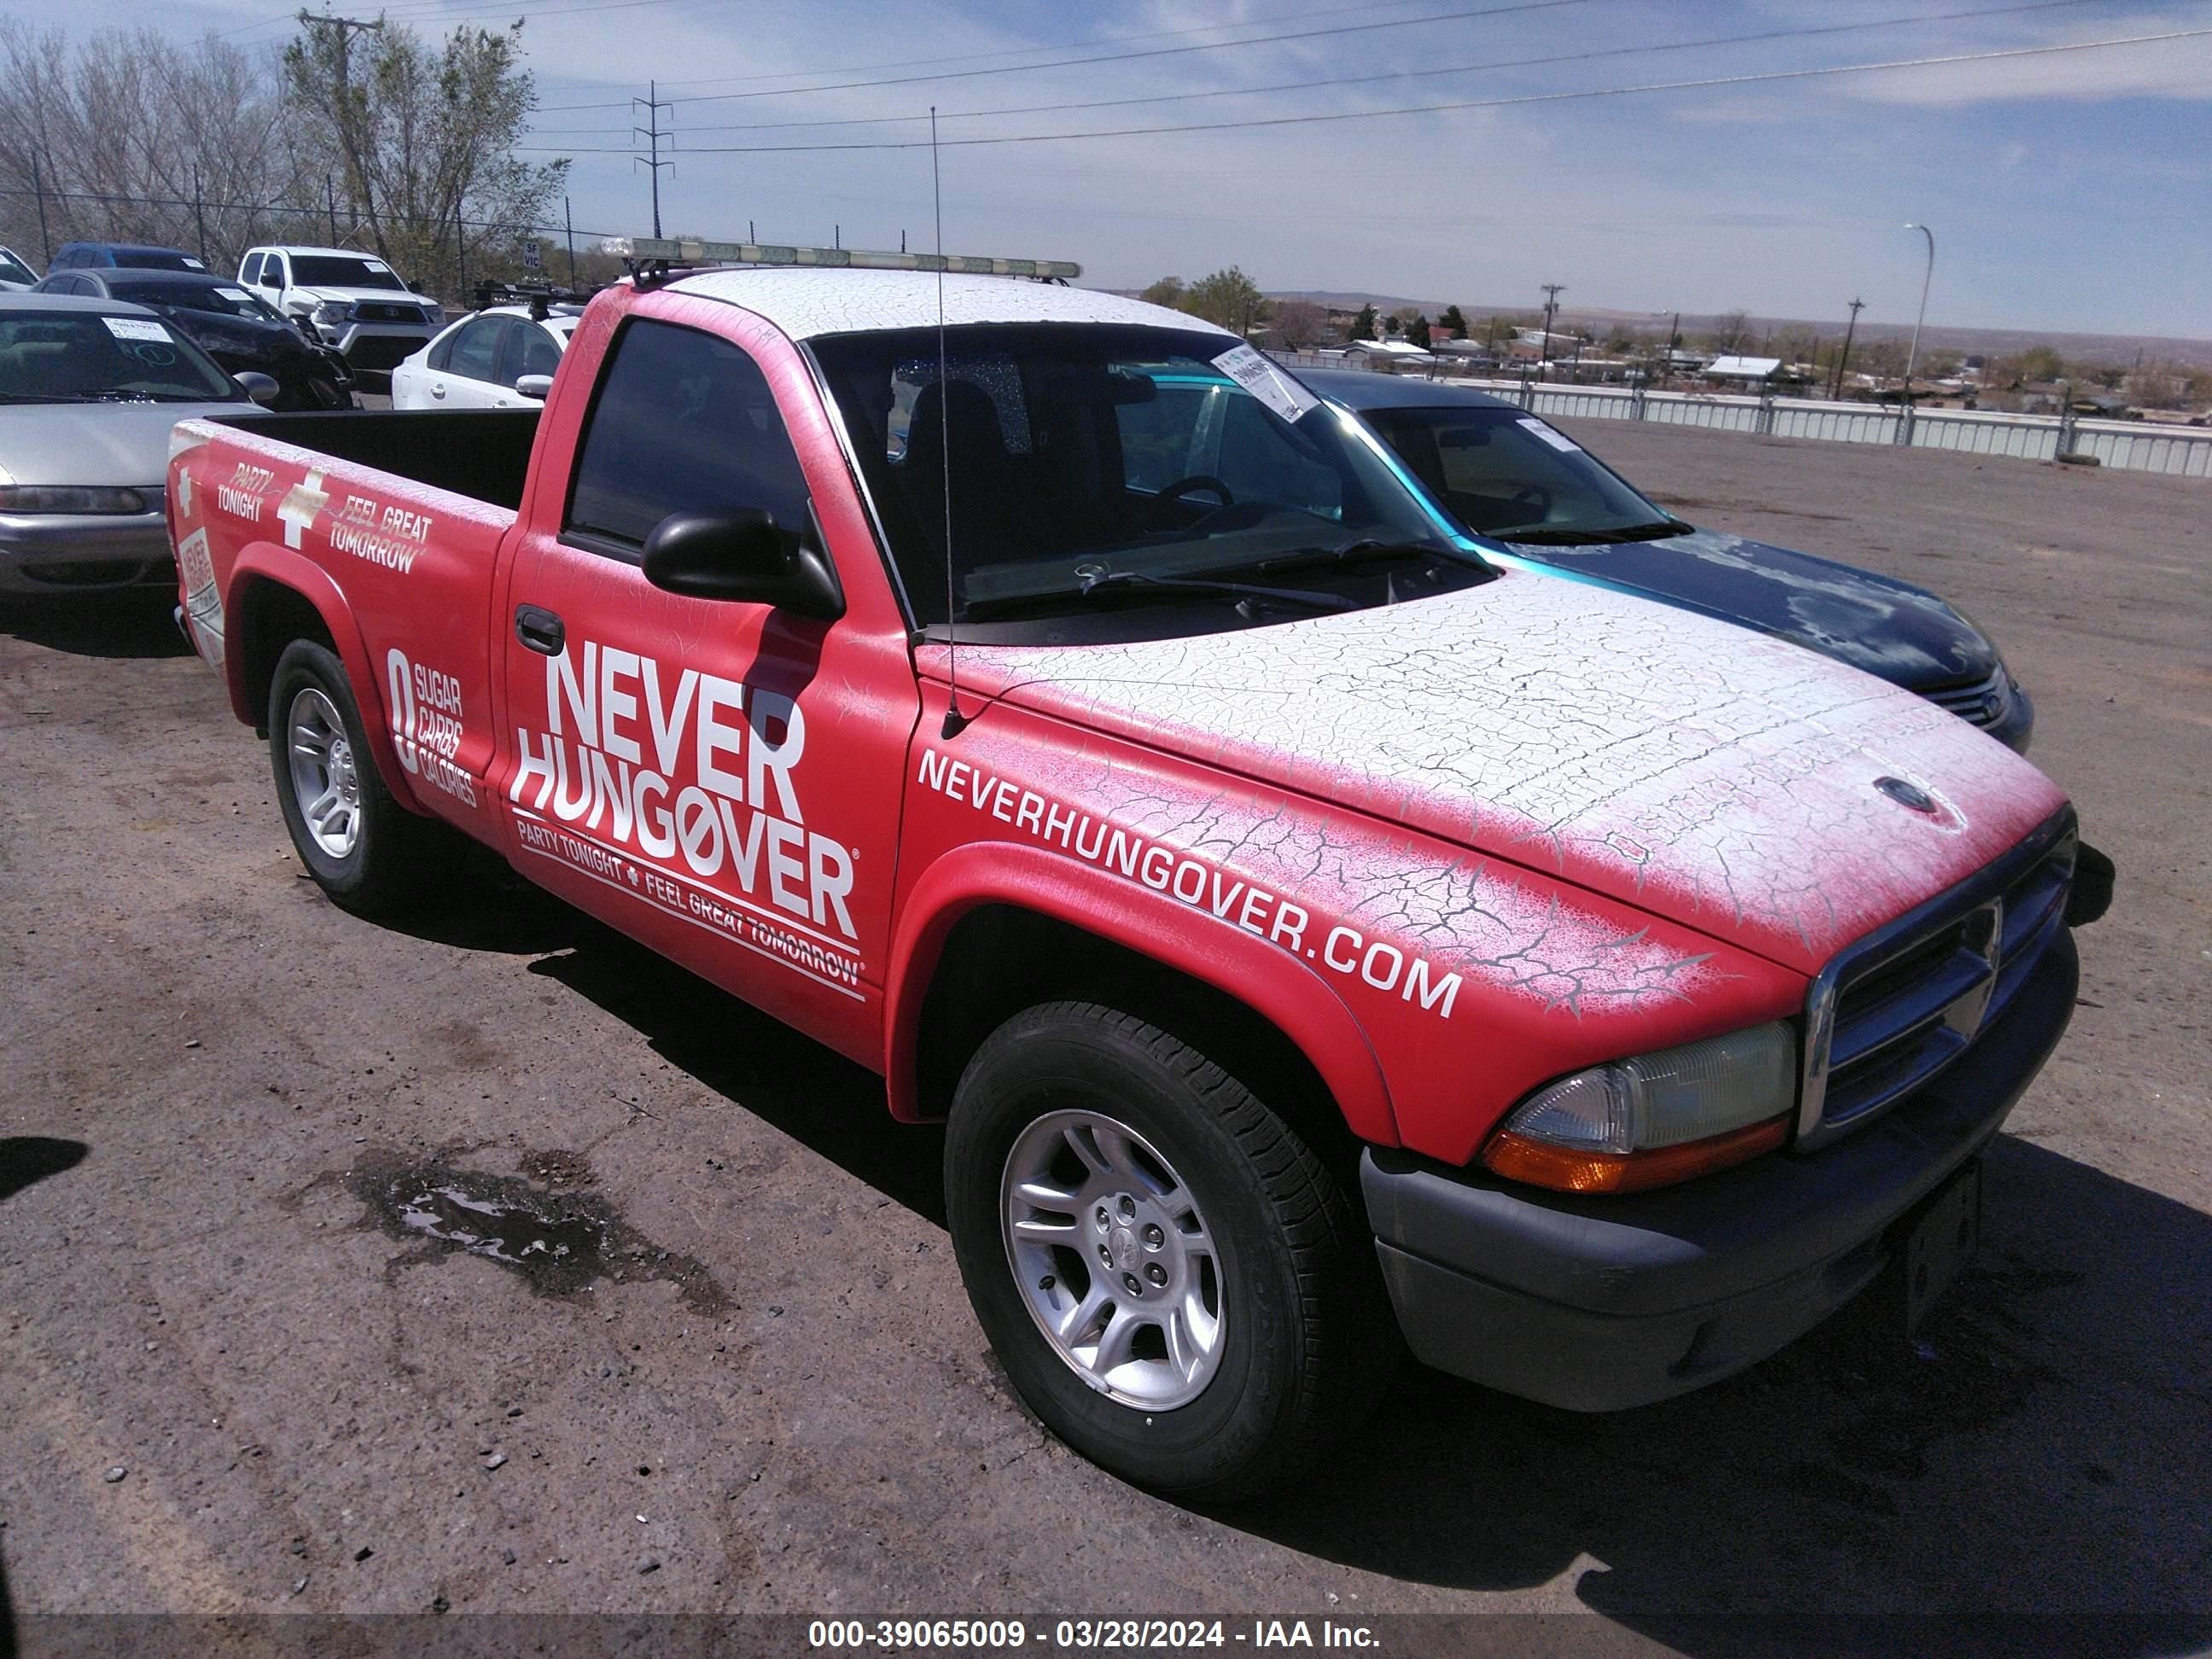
[610,237,1080,280]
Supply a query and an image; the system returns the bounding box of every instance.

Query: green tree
[1138,275,1187,309]
[284,13,567,300]
[1185,265,1268,335]
[1406,313,1431,351]
[1351,303,1378,341]
[1438,303,1468,337]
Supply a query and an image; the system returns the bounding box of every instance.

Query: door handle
[429,382,445,399]
[514,603,565,656]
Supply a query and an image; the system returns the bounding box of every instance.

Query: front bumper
[1363,925,2078,1412]
[0,507,174,594]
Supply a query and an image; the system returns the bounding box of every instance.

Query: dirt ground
[1,420,2207,1653]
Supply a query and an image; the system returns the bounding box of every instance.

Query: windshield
[811,323,1469,626]
[111,248,207,271]
[0,311,239,403]
[111,279,288,324]
[288,255,405,291]
[1359,405,1675,541]
[0,249,35,286]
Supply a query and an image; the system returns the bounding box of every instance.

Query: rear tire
[267,637,454,918]
[944,1000,1390,1504]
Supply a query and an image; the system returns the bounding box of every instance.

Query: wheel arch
[883,842,1400,1159]
[226,550,410,800]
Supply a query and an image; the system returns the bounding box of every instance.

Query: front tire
[944,1001,1388,1503]
[267,637,451,917]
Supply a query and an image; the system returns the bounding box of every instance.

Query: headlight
[0,486,149,515]
[1481,1022,1797,1194]
[313,300,353,324]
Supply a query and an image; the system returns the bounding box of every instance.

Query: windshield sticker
[183,257,206,269]
[102,316,170,342]
[1211,343,1318,424]
[363,259,390,273]
[216,286,252,302]
[1517,417,1581,453]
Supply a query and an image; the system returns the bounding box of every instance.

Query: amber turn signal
[1481,1113,1790,1195]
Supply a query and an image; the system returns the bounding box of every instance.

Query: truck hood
[1499,527,2001,692]
[947,569,2066,975]
[293,285,437,311]
[0,399,251,488]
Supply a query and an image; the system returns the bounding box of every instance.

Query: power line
[517,26,2212,156]
[531,0,1447,97]
[523,0,2126,140]
[219,0,678,40]
[532,0,1602,112]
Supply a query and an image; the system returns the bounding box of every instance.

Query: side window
[427,324,457,371]
[566,317,812,550]
[446,317,509,381]
[259,256,286,291]
[241,253,264,285]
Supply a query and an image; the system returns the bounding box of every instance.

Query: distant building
[1703,355,1784,384]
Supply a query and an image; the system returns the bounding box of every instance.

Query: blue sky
[60,0,2212,336]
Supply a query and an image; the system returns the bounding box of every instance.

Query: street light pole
[1902,223,1936,401]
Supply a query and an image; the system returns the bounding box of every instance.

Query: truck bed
[207,409,540,512]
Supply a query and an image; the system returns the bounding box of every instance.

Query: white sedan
[390,303,576,410]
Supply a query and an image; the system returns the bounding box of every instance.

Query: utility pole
[564,195,577,286]
[191,166,208,264]
[31,155,51,263]
[1832,298,1866,400]
[1539,282,1566,381]
[298,14,386,253]
[326,174,337,243]
[633,80,674,238]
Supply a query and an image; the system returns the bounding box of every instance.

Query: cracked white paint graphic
[277,469,327,550]
[672,269,1231,344]
[173,465,192,519]
[937,570,2067,974]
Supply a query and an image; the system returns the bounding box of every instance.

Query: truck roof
[669,268,1233,343]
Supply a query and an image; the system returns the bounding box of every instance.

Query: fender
[224,544,415,810]
[882,840,1400,1145]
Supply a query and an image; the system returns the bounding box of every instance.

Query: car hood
[0,399,249,489]
[294,285,436,310]
[1501,527,2000,690]
[944,568,2064,975]
[159,311,308,363]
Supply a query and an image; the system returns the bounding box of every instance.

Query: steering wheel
[1505,484,1551,520]
[1144,474,1236,525]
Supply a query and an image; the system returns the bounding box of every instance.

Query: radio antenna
[933,105,967,741]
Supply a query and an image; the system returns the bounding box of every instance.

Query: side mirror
[514,373,554,400]
[259,270,282,289]
[234,370,281,406]
[641,508,844,619]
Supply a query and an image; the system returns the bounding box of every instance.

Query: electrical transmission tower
[633,81,675,238]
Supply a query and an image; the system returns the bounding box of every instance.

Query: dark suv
[47,242,211,274]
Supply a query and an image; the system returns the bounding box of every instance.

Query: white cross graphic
[173,466,193,519]
[277,469,328,550]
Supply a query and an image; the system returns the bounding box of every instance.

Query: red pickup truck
[169,267,2094,1501]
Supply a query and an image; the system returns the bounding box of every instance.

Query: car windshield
[811,323,1470,626]
[111,279,288,324]
[0,249,35,286]
[111,249,207,271]
[1359,405,1678,541]
[0,311,239,403]
[288,255,405,291]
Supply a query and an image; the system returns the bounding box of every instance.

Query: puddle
[339,1147,730,1314]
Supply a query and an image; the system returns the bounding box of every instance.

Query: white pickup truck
[236,244,444,376]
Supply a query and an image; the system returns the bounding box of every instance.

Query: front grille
[1922,670,2009,730]
[1797,810,2075,1150]
[23,558,167,588]
[353,301,427,324]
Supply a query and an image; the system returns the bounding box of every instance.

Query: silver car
[0,293,271,596]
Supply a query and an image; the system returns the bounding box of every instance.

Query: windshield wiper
[1504,519,1685,546]
[1252,538,1479,574]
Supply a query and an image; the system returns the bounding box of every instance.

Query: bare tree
[1706,309,1754,354]
[0,21,323,268]
[1267,298,1326,348]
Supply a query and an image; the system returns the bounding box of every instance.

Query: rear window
[113,249,207,272]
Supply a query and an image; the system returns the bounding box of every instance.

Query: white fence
[1271,358,2212,480]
